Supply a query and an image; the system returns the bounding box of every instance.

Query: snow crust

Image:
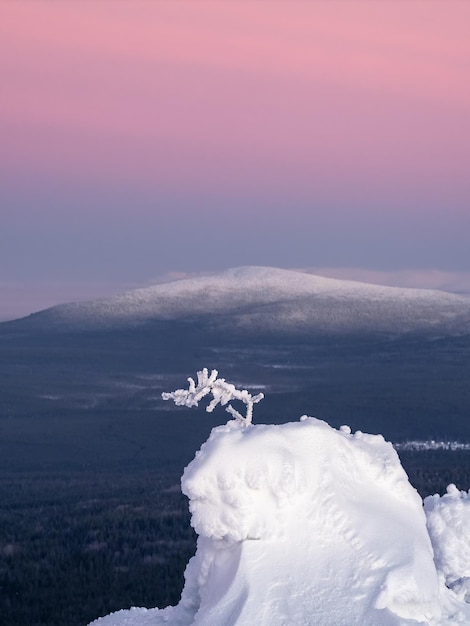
[89,418,470,626]
[21,266,470,335]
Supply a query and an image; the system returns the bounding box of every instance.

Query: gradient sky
[1,1,470,318]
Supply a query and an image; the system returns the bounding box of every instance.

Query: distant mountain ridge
[5,266,470,336]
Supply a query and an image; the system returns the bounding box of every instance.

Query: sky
[1,1,470,319]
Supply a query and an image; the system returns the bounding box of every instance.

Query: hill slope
[7,266,470,336]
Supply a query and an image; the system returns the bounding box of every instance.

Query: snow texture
[425,485,470,596]
[18,266,470,336]
[88,417,470,626]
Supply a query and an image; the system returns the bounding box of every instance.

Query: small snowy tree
[162,368,264,427]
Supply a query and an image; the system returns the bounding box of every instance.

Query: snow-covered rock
[14,266,470,335]
[89,416,470,626]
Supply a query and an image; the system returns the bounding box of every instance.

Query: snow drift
[88,414,470,625]
[425,486,470,600]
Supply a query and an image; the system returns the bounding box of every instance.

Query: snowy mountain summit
[89,372,470,626]
[18,266,470,335]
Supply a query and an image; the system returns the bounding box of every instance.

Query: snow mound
[16,266,470,335]
[89,417,470,626]
[425,485,470,596]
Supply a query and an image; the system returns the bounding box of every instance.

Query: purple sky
[1,2,470,319]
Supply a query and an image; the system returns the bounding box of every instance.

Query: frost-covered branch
[162,368,264,426]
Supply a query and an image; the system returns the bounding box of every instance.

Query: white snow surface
[88,417,470,626]
[425,486,470,595]
[21,266,470,335]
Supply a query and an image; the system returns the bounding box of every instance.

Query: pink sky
[1,1,470,316]
[2,2,469,195]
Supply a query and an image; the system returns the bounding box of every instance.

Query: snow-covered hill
[89,414,470,626]
[11,266,470,335]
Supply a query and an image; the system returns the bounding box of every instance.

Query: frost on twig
[162,368,264,427]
